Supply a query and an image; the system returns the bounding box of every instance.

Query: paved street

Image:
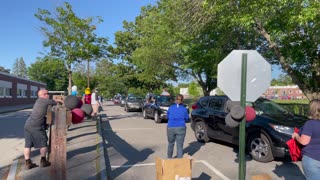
[0,109,33,179]
[100,102,306,180]
[0,101,306,180]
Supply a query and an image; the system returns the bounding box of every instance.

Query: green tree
[35,2,109,94]
[121,0,257,96]
[187,0,320,99]
[0,66,10,74]
[28,57,68,91]
[271,74,294,86]
[12,57,28,78]
[72,62,98,95]
[188,81,201,98]
[111,17,169,92]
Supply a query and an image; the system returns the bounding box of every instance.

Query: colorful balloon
[71,108,85,124]
[246,106,256,122]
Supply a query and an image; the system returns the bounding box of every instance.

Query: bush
[273,99,309,116]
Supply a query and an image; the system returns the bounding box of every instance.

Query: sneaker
[40,159,51,167]
[26,161,38,169]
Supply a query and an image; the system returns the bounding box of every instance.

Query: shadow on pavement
[66,131,97,142]
[107,113,142,121]
[193,172,211,180]
[67,124,96,131]
[100,116,154,180]
[183,141,205,156]
[273,161,306,180]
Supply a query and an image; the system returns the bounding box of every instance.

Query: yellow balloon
[85,88,91,95]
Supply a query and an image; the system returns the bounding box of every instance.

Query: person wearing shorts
[24,89,62,169]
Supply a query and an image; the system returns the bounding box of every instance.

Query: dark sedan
[190,95,307,163]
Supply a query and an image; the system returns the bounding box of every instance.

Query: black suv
[142,94,175,123]
[191,95,307,163]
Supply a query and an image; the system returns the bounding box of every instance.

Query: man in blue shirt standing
[167,94,190,158]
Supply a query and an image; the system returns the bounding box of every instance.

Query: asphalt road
[0,109,33,179]
[0,102,306,180]
[100,101,306,180]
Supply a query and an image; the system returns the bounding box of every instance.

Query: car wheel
[154,111,162,123]
[143,109,147,119]
[194,121,210,143]
[247,133,274,163]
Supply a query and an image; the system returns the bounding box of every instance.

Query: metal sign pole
[239,53,247,180]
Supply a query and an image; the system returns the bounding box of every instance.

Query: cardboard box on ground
[156,155,193,180]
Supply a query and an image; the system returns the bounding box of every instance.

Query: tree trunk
[68,65,72,95]
[87,60,90,88]
[254,19,318,101]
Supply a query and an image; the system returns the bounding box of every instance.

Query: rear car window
[199,99,209,108]
[209,99,223,111]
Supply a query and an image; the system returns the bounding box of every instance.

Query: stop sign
[218,50,271,102]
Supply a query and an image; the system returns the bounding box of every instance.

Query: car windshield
[128,97,143,102]
[254,98,290,116]
[156,96,174,106]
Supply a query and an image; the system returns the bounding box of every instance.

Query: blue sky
[0,0,156,69]
[0,0,283,79]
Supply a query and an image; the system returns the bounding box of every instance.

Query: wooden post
[50,106,67,180]
[46,106,53,161]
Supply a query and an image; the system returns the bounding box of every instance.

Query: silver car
[124,96,143,112]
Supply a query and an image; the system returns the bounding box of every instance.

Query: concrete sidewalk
[0,104,34,114]
[3,104,107,180]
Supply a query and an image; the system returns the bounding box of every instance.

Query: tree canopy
[35,2,109,94]
[28,57,68,91]
[0,66,10,74]
[12,57,28,78]
[186,0,320,99]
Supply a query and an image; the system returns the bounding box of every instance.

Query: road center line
[110,160,230,180]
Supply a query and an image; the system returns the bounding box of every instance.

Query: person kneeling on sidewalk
[24,89,63,169]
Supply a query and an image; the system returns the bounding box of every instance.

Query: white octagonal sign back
[218,50,271,102]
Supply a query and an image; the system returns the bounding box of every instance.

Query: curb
[6,159,18,180]
[97,115,107,179]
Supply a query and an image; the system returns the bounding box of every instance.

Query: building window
[17,83,28,98]
[17,89,28,97]
[288,90,293,94]
[30,86,38,98]
[0,80,12,98]
[5,88,12,97]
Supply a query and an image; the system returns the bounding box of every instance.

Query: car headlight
[270,124,294,135]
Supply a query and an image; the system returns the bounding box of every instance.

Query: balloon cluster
[64,94,93,124]
[225,100,256,128]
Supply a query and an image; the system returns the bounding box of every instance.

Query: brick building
[0,72,46,107]
[262,85,306,100]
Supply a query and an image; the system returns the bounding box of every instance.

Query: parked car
[113,97,120,104]
[190,95,307,163]
[119,96,127,107]
[124,96,143,112]
[142,94,189,123]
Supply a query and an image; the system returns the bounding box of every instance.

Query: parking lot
[99,101,305,180]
